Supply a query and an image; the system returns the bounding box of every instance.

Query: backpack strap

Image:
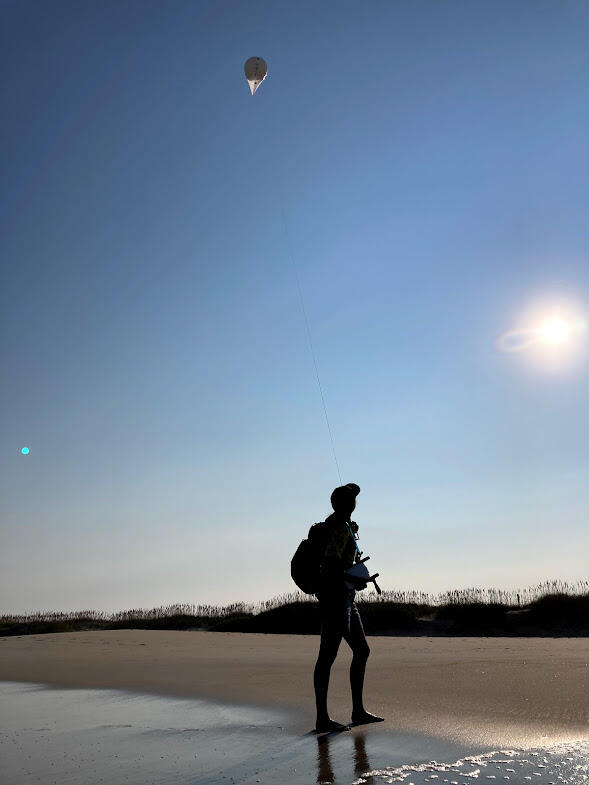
[346,521,362,555]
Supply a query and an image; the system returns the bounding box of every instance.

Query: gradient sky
[2,0,588,613]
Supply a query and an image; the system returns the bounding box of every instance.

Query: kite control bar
[344,557,382,595]
[344,521,382,594]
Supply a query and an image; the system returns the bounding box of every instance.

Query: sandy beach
[1,631,587,746]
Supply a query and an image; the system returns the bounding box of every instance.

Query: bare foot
[350,710,384,726]
[315,718,350,733]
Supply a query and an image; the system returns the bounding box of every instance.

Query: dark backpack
[290,522,326,595]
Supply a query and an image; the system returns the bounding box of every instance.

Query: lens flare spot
[21,446,30,455]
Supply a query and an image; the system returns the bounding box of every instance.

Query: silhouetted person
[310,483,384,732]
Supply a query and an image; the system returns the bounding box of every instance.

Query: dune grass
[1,580,587,637]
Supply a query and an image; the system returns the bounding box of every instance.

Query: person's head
[330,483,360,518]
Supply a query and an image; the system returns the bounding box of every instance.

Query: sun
[539,317,572,346]
[497,300,587,370]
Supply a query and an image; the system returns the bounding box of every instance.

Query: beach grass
[1,580,587,637]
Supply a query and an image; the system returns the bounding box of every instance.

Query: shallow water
[352,743,589,785]
[1,681,587,785]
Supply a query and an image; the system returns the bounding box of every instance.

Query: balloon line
[277,194,343,485]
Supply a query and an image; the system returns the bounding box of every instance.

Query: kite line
[245,55,343,484]
[277,195,343,485]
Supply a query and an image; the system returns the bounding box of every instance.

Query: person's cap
[330,483,361,508]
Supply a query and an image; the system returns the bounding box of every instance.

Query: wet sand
[2,681,588,785]
[0,631,587,746]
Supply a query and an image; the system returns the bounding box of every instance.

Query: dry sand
[0,630,587,746]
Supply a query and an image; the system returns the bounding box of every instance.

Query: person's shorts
[316,587,358,636]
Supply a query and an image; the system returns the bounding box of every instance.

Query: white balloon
[244,56,267,95]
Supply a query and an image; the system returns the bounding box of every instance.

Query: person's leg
[314,598,347,731]
[342,596,370,714]
[343,600,384,724]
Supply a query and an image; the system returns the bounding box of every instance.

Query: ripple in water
[351,741,589,785]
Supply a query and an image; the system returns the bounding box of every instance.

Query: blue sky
[2,0,588,612]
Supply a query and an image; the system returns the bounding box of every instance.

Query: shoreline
[8,680,588,785]
[1,630,587,747]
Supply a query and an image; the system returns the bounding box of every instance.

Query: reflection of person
[354,733,374,784]
[315,730,373,785]
[310,483,384,732]
[316,733,335,784]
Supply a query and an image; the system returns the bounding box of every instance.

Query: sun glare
[497,300,587,371]
[539,317,572,346]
